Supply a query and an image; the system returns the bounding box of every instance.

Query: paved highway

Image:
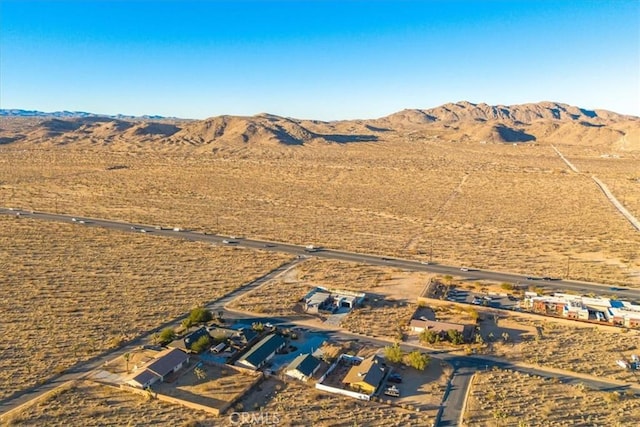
[2,207,637,299]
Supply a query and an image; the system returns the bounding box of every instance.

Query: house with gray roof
[235,334,286,370]
[285,353,321,381]
[169,326,210,353]
[126,348,190,389]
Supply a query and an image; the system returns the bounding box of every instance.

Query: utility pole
[566,256,570,279]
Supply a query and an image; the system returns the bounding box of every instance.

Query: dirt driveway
[380,360,450,411]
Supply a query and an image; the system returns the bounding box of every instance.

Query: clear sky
[1,0,638,120]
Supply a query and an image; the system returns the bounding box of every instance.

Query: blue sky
[1,0,638,119]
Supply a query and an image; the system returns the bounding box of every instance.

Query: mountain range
[1,101,638,150]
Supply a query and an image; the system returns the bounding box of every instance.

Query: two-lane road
[1,207,638,300]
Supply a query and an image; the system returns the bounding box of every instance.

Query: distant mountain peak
[0,109,175,120]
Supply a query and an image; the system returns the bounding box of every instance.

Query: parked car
[388,373,402,383]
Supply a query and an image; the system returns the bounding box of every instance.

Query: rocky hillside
[375,101,638,146]
[1,102,637,149]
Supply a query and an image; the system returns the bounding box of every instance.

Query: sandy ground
[2,140,638,285]
[0,216,290,399]
[464,369,640,426]
[2,380,215,426]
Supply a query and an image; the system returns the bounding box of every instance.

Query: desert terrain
[0,215,290,400]
[2,380,211,427]
[2,103,639,286]
[1,101,639,423]
[464,368,640,426]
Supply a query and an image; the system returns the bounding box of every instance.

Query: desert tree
[447,329,464,345]
[384,342,404,363]
[186,307,212,327]
[158,327,176,345]
[193,366,207,380]
[191,335,212,353]
[420,329,439,344]
[405,350,430,371]
[123,352,131,373]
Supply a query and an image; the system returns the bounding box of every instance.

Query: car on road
[140,229,148,233]
[525,276,539,280]
[381,257,392,261]
[460,267,469,271]
[264,243,275,248]
[420,261,430,265]
[72,218,77,222]
[222,240,238,244]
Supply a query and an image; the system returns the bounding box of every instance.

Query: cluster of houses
[126,320,327,391]
[302,287,365,314]
[522,292,640,328]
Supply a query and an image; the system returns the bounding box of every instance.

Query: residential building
[342,355,387,395]
[169,326,210,353]
[409,319,474,342]
[126,348,190,389]
[236,334,286,370]
[285,353,321,381]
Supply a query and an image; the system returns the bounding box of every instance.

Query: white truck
[305,245,320,252]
